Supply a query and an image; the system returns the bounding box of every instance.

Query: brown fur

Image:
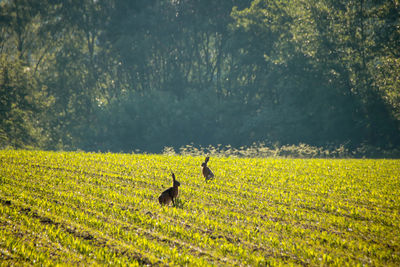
[201,156,214,181]
[158,172,180,206]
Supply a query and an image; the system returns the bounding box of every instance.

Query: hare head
[201,156,210,167]
[172,172,180,187]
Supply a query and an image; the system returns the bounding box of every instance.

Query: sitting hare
[158,172,180,206]
[201,156,214,181]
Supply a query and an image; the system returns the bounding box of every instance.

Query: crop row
[0,150,399,265]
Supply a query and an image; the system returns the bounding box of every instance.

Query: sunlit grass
[0,150,399,265]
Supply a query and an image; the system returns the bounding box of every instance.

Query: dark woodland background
[1,0,399,155]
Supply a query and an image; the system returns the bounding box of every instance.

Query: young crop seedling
[0,150,399,266]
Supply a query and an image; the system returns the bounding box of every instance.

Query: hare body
[159,173,180,206]
[201,156,214,181]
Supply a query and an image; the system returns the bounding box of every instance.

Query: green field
[0,150,399,266]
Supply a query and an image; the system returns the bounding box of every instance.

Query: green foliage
[0,0,399,152]
[230,0,400,148]
[0,55,40,148]
[0,150,399,265]
[172,142,400,158]
[88,88,249,152]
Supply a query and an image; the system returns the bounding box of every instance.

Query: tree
[230,0,400,147]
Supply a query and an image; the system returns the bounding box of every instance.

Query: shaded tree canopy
[1,0,399,154]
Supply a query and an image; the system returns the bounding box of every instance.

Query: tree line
[1,0,399,154]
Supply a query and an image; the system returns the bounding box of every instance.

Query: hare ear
[205,156,210,163]
[171,172,175,180]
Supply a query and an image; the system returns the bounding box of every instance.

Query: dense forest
[1,0,399,154]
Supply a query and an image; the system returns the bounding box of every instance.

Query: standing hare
[158,172,180,206]
[201,156,214,181]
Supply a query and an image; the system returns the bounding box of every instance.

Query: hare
[201,156,214,181]
[158,172,180,206]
